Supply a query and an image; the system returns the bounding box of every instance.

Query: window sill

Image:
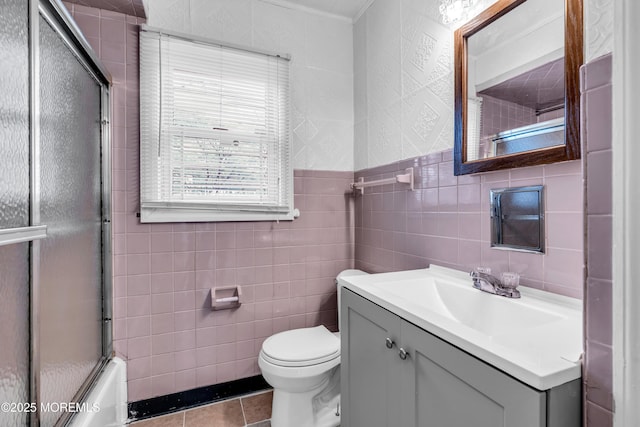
[140,207,298,223]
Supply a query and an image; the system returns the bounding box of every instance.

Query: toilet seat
[261,325,340,367]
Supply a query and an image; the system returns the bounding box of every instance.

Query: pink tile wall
[354,151,584,299]
[480,94,537,136]
[479,95,537,157]
[581,53,613,426]
[64,3,354,402]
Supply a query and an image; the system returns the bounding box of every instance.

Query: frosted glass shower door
[38,15,105,427]
[0,1,31,426]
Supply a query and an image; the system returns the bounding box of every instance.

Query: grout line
[181,410,186,427]
[239,396,248,426]
[240,388,272,399]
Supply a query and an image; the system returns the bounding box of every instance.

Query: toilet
[258,269,368,427]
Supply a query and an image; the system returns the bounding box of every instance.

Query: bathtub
[68,357,127,427]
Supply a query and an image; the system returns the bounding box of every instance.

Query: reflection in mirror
[454,0,583,175]
[466,0,565,161]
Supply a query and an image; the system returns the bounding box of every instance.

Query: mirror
[453,0,583,175]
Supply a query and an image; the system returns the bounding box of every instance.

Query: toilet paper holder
[211,286,242,310]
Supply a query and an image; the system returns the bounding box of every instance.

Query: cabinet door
[341,289,404,427]
[401,321,546,427]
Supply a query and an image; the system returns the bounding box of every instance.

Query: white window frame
[139,26,293,223]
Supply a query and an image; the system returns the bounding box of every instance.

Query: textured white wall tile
[367,44,402,111]
[145,0,354,171]
[400,12,452,94]
[585,0,613,61]
[368,103,402,167]
[401,85,451,159]
[354,16,368,170]
[402,0,439,19]
[306,68,354,122]
[358,0,453,169]
[189,0,252,46]
[354,72,368,123]
[431,112,455,153]
[354,120,369,171]
[251,1,308,65]
[354,17,368,125]
[353,15,367,75]
[146,0,191,33]
[366,0,402,114]
[291,64,309,170]
[366,0,402,50]
[290,65,308,116]
[399,1,453,163]
[306,119,354,170]
[305,14,353,74]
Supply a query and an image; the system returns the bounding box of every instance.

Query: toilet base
[270,367,341,427]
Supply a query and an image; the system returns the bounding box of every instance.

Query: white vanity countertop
[341,265,583,391]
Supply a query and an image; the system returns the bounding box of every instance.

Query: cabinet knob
[398,348,409,360]
[385,337,395,349]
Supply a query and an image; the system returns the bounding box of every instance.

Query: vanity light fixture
[439,0,480,25]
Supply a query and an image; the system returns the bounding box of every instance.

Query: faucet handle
[470,267,491,280]
[500,272,520,289]
[499,272,521,298]
[473,266,492,274]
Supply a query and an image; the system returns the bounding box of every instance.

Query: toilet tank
[336,269,369,331]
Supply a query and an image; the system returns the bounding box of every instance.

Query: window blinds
[139,28,292,222]
[466,96,483,161]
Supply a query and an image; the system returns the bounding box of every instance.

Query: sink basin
[370,276,564,337]
[341,265,582,390]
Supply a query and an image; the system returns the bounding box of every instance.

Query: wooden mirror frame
[453,0,583,176]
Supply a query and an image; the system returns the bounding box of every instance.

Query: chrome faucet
[470,269,521,298]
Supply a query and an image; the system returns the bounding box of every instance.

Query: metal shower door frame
[28,1,112,425]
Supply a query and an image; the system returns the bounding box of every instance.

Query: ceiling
[479,58,565,111]
[275,0,373,20]
[64,0,374,21]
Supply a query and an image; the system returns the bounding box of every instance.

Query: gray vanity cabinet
[341,289,580,427]
[401,320,544,427]
[340,288,404,426]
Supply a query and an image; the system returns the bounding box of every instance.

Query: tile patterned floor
[129,390,272,427]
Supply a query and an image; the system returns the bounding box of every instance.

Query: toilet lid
[261,325,340,367]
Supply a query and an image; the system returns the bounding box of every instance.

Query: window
[139,27,292,222]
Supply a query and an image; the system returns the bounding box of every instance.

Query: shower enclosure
[0,1,112,426]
